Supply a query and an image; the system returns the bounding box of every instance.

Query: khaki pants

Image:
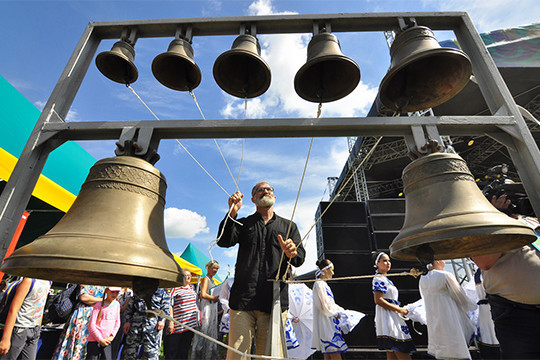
[226,310,287,360]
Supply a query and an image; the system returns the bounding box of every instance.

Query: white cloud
[223,247,238,259]
[164,207,210,238]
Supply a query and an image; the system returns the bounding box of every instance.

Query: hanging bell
[96,40,139,85]
[152,38,202,91]
[0,156,183,289]
[378,26,472,112]
[213,34,271,98]
[294,32,360,103]
[390,152,536,261]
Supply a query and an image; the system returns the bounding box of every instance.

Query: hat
[108,286,122,291]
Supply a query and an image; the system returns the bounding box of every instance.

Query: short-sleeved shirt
[170,286,200,333]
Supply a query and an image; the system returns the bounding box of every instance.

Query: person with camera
[471,194,540,359]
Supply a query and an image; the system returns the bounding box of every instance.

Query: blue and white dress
[372,275,416,354]
[311,280,348,354]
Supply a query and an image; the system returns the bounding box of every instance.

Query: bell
[294,32,360,103]
[390,152,536,261]
[378,26,472,112]
[0,156,183,289]
[152,38,202,91]
[96,40,139,85]
[213,34,271,98]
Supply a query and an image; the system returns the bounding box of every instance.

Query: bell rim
[212,49,271,98]
[151,52,202,91]
[378,47,472,112]
[95,51,139,85]
[294,55,361,103]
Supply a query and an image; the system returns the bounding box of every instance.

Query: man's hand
[156,320,165,331]
[491,194,511,210]
[228,191,243,218]
[278,234,298,258]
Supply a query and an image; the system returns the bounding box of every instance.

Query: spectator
[123,288,170,360]
[217,181,305,359]
[372,252,415,359]
[52,285,105,360]
[86,287,121,360]
[110,287,132,360]
[164,269,200,360]
[191,260,220,360]
[0,278,51,360]
[474,268,501,359]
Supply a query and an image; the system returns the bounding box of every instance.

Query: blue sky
[1,0,539,279]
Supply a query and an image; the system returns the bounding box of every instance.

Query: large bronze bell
[213,34,271,98]
[390,152,536,261]
[96,40,139,85]
[379,26,472,112]
[295,32,360,103]
[0,156,183,289]
[152,38,202,91]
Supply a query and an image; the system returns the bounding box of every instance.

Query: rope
[283,268,423,284]
[146,309,288,360]
[127,85,231,196]
[190,90,240,192]
[296,136,383,249]
[275,103,321,281]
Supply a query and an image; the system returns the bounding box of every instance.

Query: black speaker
[318,201,367,225]
[324,253,375,278]
[320,225,372,251]
[372,231,398,250]
[367,198,405,214]
[370,214,405,231]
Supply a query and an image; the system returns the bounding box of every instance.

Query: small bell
[96,40,139,85]
[152,38,202,91]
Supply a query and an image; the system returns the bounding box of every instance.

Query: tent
[0,75,96,249]
[173,253,202,277]
[180,243,222,284]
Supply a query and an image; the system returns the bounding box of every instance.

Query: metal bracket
[175,25,193,43]
[121,27,138,46]
[115,126,161,164]
[404,124,444,159]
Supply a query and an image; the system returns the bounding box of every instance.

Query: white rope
[190,90,240,191]
[146,309,288,360]
[127,85,231,196]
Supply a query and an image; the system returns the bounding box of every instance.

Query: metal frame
[1,13,540,355]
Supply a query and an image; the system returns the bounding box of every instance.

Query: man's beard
[256,194,275,208]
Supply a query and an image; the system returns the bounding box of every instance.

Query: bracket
[404,124,444,159]
[115,126,161,164]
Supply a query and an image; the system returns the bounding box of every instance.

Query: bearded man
[217,181,305,359]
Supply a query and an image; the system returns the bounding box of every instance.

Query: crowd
[0,181,537,360]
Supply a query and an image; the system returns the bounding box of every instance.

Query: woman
[52,285,106,360]
[191,260,220,360]
[417,247,477,360]
[372,252,415,359]
[312,259,347,360]
[164,269,200,360]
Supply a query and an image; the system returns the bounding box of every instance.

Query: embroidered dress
[372,275,415,354]
[52,285,106,360]
[420,269,477,360]
[191,276,218,360]
[311,280,347,354]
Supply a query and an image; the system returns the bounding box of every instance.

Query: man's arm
[217,191,245,248]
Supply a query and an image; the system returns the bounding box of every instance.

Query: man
[471,194,540,359]
[217,181,306,359]
[123,288,170,360]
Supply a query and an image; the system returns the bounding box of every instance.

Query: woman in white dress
[417,246,477,360]
[372,252,416,359]
[312,259,347,360]
[191,260,220,360]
